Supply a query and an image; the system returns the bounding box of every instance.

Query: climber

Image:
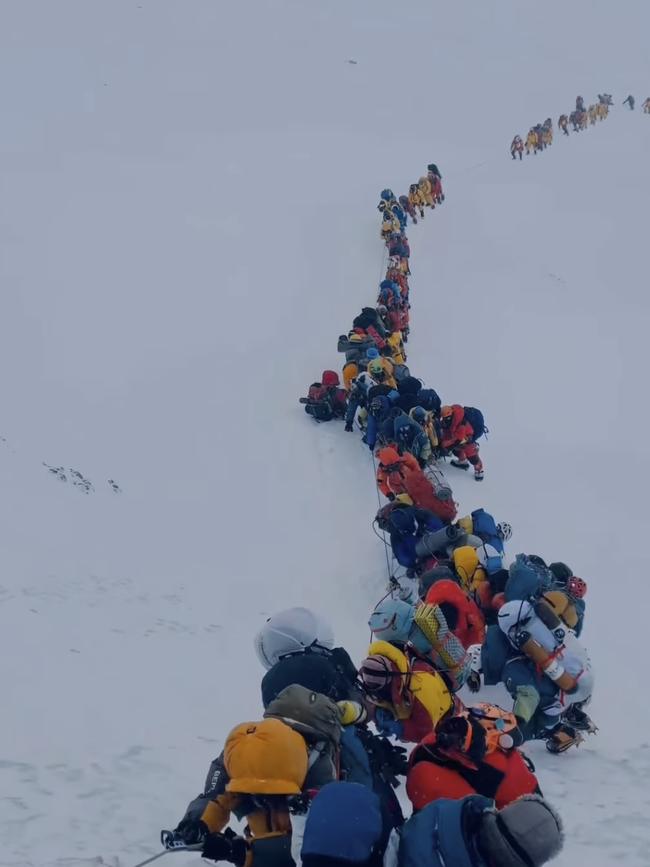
[439,404,485,480]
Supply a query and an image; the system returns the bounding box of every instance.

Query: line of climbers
[299,165,487,483]
[163,605,566,867]
[158,159,595,867]
[510,92,612,159]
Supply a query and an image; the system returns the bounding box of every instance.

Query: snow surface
[1,1,650,865]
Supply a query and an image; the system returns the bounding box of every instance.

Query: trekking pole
[130,833,202,867]
[130,851,171,867]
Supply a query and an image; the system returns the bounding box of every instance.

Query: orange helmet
[377,447,401,467]
[440,405,454,427]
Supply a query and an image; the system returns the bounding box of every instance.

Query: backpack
[505,554,553,602]
[463,406,486,440]
[418,388,441,415]
[393,363,411,383]
[471,508,502,552]
[302,383,335,421]
[264,684,342,746]
[412,603,471,690]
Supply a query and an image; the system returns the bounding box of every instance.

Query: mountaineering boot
[545,722,583,754]
[474,469,484,481]
[450,459,470,470]
[563,704,598,733]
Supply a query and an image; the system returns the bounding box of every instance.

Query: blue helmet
[368,597,415,643]
[366,347,380,360]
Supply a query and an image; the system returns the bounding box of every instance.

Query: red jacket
[377,452,456,522]
[406,733,539,810]
[376,450,420,498]
[441,405,474,450]
[424,580,485,648]
[387,270,409,298]
[352,325,386,351]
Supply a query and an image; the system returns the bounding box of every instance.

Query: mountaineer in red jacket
[406,705,540,811]
[439,405,485,481]
[376,447,457,523]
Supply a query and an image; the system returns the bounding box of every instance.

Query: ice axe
[129,831,202,867]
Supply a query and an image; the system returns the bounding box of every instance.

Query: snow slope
[1,1,650,865]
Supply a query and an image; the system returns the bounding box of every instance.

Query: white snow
[1,1,649,865]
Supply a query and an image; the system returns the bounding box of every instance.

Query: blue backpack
[302,782,382,863]
[418,388,441,415]
[463,406,486,440]
[505,553,553,602]
[471,508,503,553]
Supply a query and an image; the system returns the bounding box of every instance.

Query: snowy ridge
[3,2,650,866]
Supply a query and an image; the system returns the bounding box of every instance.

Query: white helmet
[497,522,513,542]
[254,607,335,670]
[497,599,534,637]
[355,372,375,391]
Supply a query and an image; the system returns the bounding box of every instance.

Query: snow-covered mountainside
[2,2,649,865]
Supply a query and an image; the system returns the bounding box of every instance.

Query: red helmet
[321,370,340,388]
[567,576,587,599]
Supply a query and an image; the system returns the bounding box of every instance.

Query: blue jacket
[480,625,512,685]
[379,280,401,306]
[302,782,382,862]
[389,506,444,568]
[392,203,407,229]
[390,534,420,569]
[345,379,372,425]
[393,414,430,463]
[366,396,395,449]
[399,796,491,867]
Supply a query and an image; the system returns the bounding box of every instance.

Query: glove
[359,729,408,786]
[202,830,247,865]
[374,708,404,738]
[466,670,481,693]
[172,818,208,846]
[338,700,367,725]
[344,420,354,432]
[380,740,409,778]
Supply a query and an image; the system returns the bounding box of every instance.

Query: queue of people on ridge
[510,93,613,159]
[300,166,487,484]
[156,159,595,866]
[161,594,580,866]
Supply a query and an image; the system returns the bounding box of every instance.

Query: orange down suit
[440,405,483,473]
[406,732,540,810]
[376,449,457,522]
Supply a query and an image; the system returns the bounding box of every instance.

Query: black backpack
[463,406,487,440]
[300,384,335,421]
